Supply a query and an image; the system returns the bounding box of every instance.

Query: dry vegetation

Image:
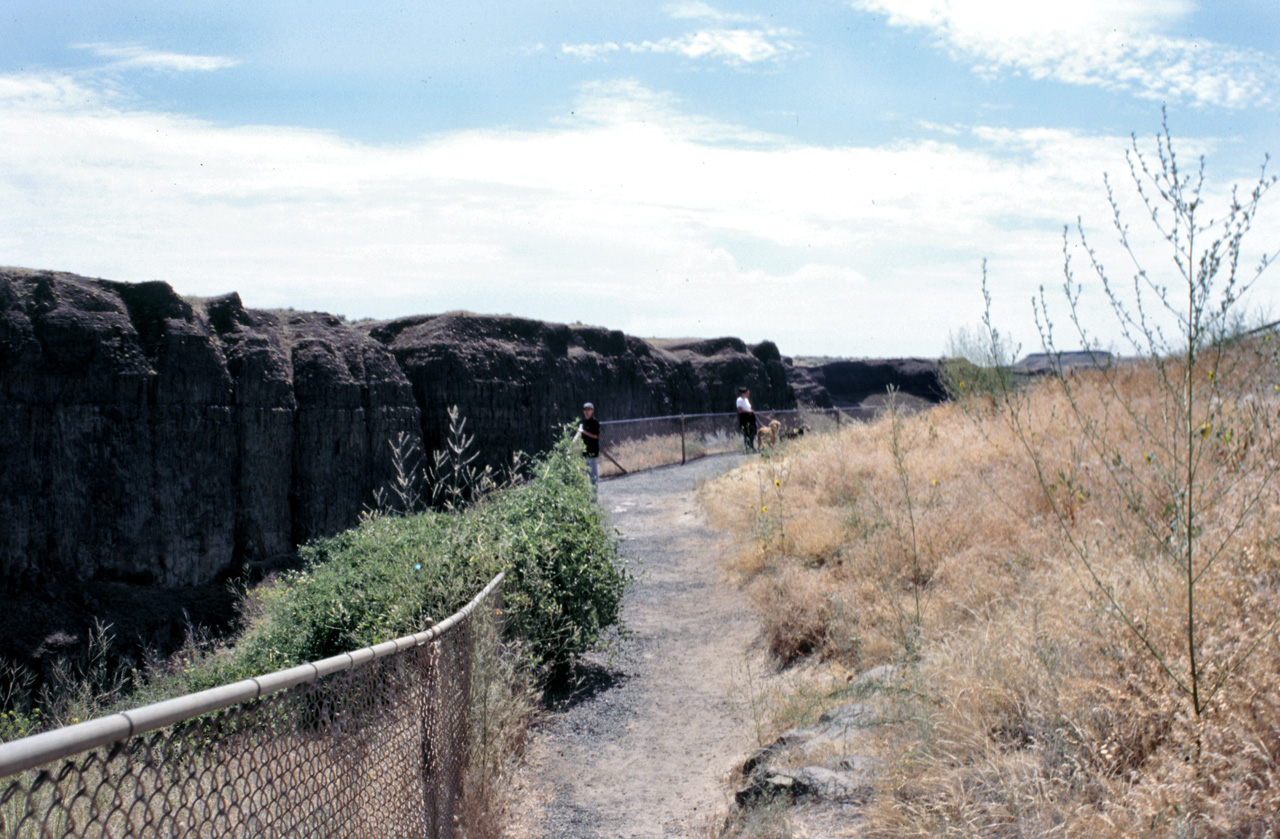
[598,429,739,477]
[700,119,1280,837]
[701,351,1280,837]
[600,414,841,478]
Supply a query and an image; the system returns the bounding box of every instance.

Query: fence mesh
[597,406,878,477]
[0,576,503,839]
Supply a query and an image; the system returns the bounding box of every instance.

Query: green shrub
[166,428,626,692]
[479,431,630,676]
[940,309,1019,401]
[232,511,497,676]
[11,420,627,733]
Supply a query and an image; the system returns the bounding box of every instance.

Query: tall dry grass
[598,429,739,477]
[700,360,1280,838]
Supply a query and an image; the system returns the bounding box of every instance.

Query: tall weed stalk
[986,113,1280,722]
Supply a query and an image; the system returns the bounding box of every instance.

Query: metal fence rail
[597,406,879,477]
[0,573,505,839]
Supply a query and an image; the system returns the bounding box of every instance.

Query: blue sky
[2,1,1278,357]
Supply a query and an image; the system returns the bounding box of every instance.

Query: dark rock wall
[2,270,944,599]
[1,272,801,594]
[0,270,419,591]
[795,358,945,406]
[363,315,796,469]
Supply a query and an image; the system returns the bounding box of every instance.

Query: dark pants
[739,414,756,451]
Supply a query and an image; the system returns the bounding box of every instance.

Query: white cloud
[564,18,800,67]
[73,43,242,73]
[0,73,105,109]
[664,2,760,24]
[1,73,1275,357]
[850,0,1280,108]
[561,42,620,61]
[632,29,799,65]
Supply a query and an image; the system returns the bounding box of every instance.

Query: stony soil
[506,452,767,838]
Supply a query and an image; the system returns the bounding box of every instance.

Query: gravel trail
[507,453,765,838]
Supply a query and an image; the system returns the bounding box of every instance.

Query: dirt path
[507,453,765,838]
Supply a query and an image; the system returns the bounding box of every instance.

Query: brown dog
[756,419,782,449]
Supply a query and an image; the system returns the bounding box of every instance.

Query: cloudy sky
[3,1,1278,357]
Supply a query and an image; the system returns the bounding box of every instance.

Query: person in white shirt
[736,387,757,452]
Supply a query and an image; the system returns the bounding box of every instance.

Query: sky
[2,1,1278,358]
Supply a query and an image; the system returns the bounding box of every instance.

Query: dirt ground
[506,452,768,838]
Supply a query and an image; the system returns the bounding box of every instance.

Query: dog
[756,419,782,449]
[786,423,811,439]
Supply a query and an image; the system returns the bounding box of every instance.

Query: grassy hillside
[702,343,1280,836]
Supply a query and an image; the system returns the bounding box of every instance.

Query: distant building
[1013,350,1114,375]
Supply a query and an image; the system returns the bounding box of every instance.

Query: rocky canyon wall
[1,270,808,595]
[1,269,951,668]
[0,270,420,592]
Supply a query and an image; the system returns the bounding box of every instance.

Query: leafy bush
[167,427,626,690]
[232,512,496,676]
[477,431,629,677]
[940,309,1018,401]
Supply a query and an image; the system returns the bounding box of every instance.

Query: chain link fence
[0,573,504,839]
[597,406,879,478]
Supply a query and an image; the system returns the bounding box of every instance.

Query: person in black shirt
[578,402,600,489]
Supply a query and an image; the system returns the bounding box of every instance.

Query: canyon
[0,268,942,665]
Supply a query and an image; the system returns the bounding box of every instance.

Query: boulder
[736,668,899,812]
[736,765,873,806]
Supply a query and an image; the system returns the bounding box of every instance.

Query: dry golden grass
[700,355,1280,838]
[599,430,739,477]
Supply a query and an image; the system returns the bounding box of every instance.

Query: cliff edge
[0,268,943,669]
[1,269,809,595]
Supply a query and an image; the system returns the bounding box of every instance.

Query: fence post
[835,408,841,428]
[680,413,686,465]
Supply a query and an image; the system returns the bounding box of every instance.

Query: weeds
[0,661,40,744]
[711,794,795,839]
[457,601,539,838]
[1000,114,1280,721]
[368,406,527,517]
[34,620,135,730]
[875,390,938,656]
[941,322,1019,401]
[701,120,1280,837]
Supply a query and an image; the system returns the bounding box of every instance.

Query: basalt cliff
[0,269,941,662]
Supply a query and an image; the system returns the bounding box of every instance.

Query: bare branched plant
[991,112,1280,722]
[37,620,133,728]
[862,389,943,659]
[444,421,528,509]
[368,430,425,516]
[368,408,528,517]
[429,406,499,512]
